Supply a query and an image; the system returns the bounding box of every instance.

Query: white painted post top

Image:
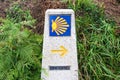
[41,9,78,80]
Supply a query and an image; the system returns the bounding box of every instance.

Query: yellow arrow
[51,46,68,57]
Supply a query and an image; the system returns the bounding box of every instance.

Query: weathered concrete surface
[41,9,78,80]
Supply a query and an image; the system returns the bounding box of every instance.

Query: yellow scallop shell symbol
[52,16,69,35]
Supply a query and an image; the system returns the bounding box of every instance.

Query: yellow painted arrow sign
[51,46,68,57]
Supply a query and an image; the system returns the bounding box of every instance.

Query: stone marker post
[41,9,78,80]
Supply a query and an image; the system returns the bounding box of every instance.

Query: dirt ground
[95,0,120,35]
[0,1,10,18]
[0,0,120,34]
[95,0,120,25]
[20,0,67,34]
[30,0,67,34]
[0,0,67,34]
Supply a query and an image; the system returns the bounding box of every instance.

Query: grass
[0,4,43,80]
[68,0,120,80]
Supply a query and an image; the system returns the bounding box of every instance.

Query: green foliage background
[0,4,42,80]
[0,0,120,80]
[68,0,120,80]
